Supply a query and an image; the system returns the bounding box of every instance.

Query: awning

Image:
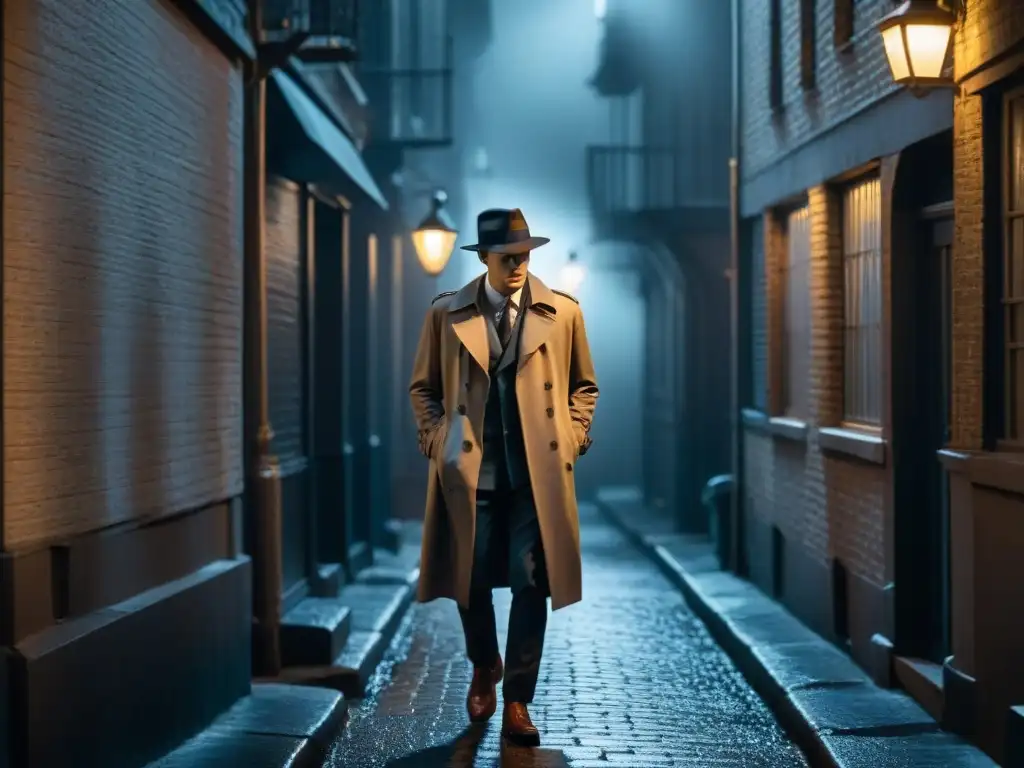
[268,69,389,211]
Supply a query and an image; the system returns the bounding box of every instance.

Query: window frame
[779,205,812,420]
[833,0,854,48]
[840,174,884,431]
[1001,85,1024,445]
[799,0,817,90]
[769,0,783,110]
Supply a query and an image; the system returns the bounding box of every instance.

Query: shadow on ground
[384,724,569,767]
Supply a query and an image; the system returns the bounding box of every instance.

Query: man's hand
[568,308,599,456]
[409,306,446,459]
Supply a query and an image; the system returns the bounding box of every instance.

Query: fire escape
[357,0,454,160]
[587,0,730,236]
[587,0,733,530]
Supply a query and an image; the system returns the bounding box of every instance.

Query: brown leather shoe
[501,701,540,746]
[467,656,503,722]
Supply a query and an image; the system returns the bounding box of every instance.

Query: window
[769,0,783,109]
[1004,88,1024,440]
[781,206,811,418]
[800,0,816,90]
[842,177,883,427]
[751,217,768,412]
[834,0,854,47]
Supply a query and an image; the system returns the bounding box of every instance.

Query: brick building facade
[738,0,1024,761]
[0,0,437,764]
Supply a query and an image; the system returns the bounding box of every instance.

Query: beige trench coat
[409,273,599,611]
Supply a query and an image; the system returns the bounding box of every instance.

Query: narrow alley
[325,504,809,768]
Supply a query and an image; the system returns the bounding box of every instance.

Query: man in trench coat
[409,207,599,745]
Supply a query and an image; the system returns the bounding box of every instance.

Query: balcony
[358,36,453,148]
[261,0,359,62]
[587,145,728,216]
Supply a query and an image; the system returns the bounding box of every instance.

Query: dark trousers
[459,486,549,703]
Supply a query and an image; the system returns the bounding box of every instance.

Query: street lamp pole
[244,0,283,678]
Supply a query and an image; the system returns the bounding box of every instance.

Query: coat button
[549,440,558,450]
[565,462,573,472]
[457,404,466,415]
[462,440,473,452]
[544,382,552,391]
[546,407,554,418]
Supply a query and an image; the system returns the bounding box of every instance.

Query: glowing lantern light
[879,1,956,93]
[412,190,458,276]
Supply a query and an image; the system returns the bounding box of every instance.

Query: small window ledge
[768,417,809,442]
[741,408,769,432]
[818,426,886,465]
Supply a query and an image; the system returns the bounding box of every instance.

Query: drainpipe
[244,0,283,677]
[728,0,744,575]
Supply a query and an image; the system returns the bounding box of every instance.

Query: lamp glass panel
[904,23,952,79]
[412,229,457,275]
[881,25,911,81]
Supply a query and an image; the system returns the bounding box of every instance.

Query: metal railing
[261,0,359,55]
[587,145,729,214]
[358,35,453,146]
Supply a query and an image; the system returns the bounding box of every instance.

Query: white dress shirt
[483,276,523,329]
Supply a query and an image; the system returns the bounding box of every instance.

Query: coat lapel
[517,273,558,373]
[448,277,490,374]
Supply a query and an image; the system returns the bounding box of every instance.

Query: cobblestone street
[325,503,809,767]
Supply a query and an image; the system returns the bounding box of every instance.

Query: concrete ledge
[596,497,998,768]
[148,684,347,768]
[13,557,252,768]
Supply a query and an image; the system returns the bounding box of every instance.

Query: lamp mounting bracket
[248,34,311,85]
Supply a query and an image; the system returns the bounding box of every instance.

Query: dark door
[901,210,952,663]
[266,177,312,609]
[342,217,373,574]
[928,215,953,662]
[310,195,348,575]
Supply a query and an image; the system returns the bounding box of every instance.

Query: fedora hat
[459,208,550,255]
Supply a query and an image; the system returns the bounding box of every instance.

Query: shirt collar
[483,276,523,311]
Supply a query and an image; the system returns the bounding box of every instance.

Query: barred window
[751,217,768,412]
[769,0,783,109]
[834,0,853,47]
[1004,89,1024,440]
[842,177,883,427]
[782,206,811,418]
[799,0,816,90]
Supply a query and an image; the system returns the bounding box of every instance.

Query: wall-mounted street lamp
[879,0,958,94]
[412,190,458,276]
[559,251,586,293]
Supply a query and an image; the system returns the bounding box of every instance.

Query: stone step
[147,684,346,768]
[280,597,352,667]
[269,583,414,698]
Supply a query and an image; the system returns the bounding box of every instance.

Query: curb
[595,498,998,768]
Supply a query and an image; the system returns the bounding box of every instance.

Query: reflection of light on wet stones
[324,504,808,767]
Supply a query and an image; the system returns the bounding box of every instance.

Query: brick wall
[948,0,1024,449]
[741,1,901,645]
[746,183,888,601]
[740,0,900,178]
[3,0,245,548]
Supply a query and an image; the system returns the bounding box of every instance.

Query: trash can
[702,474,735,568]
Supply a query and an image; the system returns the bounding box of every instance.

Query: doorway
[896,202,952,663]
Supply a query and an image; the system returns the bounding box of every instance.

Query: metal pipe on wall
[244,0,283,677]
[728,0,744,574]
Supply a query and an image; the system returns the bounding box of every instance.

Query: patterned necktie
[497,299,514,348]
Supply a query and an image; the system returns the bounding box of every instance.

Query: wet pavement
[324,503,809,767]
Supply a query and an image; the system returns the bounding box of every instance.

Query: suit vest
[477,288,531,492]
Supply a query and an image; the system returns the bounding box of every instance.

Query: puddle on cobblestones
[323,519,809,767]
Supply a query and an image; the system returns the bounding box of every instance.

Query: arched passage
[574,238,689,525]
